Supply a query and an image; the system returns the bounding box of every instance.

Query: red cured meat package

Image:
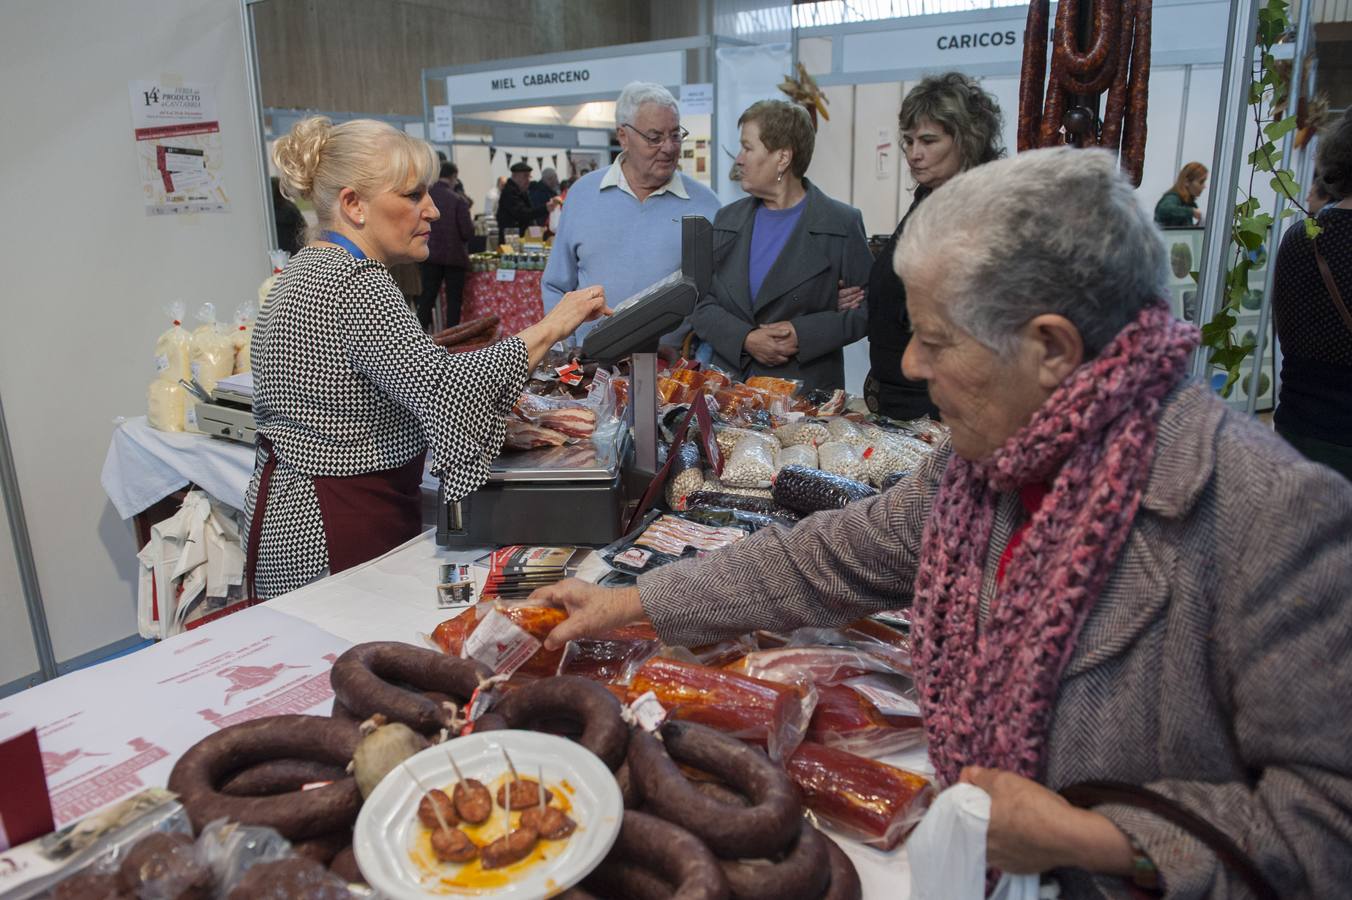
[786,741,934,850]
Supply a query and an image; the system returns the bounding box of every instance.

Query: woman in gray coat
[691,100,872,393]
[535,149,1352,898]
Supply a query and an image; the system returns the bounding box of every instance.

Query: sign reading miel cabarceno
[446,52,684,107]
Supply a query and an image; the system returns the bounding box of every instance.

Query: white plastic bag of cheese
[908,783,1042,900]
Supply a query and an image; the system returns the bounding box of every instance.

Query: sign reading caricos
[447,52,683,107]
[936,30,1019,51]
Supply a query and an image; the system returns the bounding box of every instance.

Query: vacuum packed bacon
[785,742,934,850]
[627,656,817,761]
[504,419,568,450]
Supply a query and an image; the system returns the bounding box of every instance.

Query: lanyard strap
[319,230,367,260]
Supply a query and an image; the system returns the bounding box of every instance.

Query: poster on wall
[128,80,228,215]
[876,128,893,180]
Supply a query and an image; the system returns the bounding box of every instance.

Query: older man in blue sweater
[543,82,721,345]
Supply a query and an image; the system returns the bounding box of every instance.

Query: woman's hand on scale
[519,286,611,366]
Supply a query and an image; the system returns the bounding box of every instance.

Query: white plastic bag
[190,303,235,393]
[231,303,255,374]
[908,783,1042,900]
[154,301,192,383]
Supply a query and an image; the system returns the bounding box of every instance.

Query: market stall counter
[0,529,929,899]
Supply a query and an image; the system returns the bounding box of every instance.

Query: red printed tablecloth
[457,270,545,337]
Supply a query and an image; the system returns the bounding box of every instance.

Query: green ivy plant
[1200,0,1320,397]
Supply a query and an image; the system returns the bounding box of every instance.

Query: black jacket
[497,179,547,244]
[863,187,940,421]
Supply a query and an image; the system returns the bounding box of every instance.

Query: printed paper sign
[129,80,228,215]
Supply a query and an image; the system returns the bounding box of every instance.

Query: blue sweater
[542,166,721,340]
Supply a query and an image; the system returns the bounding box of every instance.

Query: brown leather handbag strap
[1314,239,1352,337]
[1060,780,1278,900]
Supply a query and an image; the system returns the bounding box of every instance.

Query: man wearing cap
[543,81,721,345]
[498,161,548,246]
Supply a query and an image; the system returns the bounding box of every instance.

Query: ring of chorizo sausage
[587,810,729,900]
[627,722,800,860]
[818,832,862,900]
[490,675,629,771]
[334,645,483,724]
[167,714,362,841]
[719,822,827,900]
[329,642,490,734]
[219,759,348,796]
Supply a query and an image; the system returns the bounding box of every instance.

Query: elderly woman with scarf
[532,148,1352,897]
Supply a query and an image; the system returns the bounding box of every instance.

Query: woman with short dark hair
[690,99,871,392]
[863,72,1004,421]
[1273,108,1352,479]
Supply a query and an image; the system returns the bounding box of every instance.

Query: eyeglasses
[621,123,689,147]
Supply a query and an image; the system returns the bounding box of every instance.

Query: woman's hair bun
[272,116,332,201]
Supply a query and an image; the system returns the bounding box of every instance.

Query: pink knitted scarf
[912,300,1199,787]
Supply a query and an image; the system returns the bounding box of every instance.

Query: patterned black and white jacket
[245,247,527,598]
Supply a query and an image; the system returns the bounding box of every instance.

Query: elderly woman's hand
[959,767,1135,877]
[837,281,866,312]
[529,580,649,650]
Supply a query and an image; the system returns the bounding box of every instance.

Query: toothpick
[537,765,545,810]
[502,748,520,784]
[445,747,466,784]
[403,761,452,835]
[503,770,512,833]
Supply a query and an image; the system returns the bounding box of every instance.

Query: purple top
[748,197,807,301]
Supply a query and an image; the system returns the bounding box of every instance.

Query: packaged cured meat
[557,637,661,684]
[745,375,801,397]
[231,303,254,374]
[772,465,877,515]
[699,368,732,393]
[504,418,569,450]
[783,621,914,677]
[513,393,598,440]
[600,510,752,576]
[785,742,934,849]
[774,419,830,447]
[733,644,899,686]
[627,656,817,761]
[154,301,192,384]
[806,684,924,758]
[776,443,818,470]
[720,437,778,489]
[432,603,567,679]
[190,303,236,394]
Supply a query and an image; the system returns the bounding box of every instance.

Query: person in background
[1273,109,1352,480]
[690,99,871,392]
[1154,162,1208,226]
[417,161,474,331]
[497,161,548,246]
[1307,173,1332,215]
[534,149,1352,897]
[862,72,1004,421]
[529,167,561,227]
[271,175,306,255]
[543,81,721,344]
[250,116,610,599]
[483,176,505,218]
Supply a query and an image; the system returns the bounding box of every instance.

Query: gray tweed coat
[639,381,1352,898]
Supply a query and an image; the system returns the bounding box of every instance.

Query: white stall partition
[0,0,269,687]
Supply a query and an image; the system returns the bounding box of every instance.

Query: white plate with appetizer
[354,729,622,898]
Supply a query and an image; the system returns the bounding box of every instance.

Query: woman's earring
[776,170,783,183]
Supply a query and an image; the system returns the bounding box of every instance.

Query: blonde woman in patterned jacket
[247,117,609,599]
[533,149,1352,897]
